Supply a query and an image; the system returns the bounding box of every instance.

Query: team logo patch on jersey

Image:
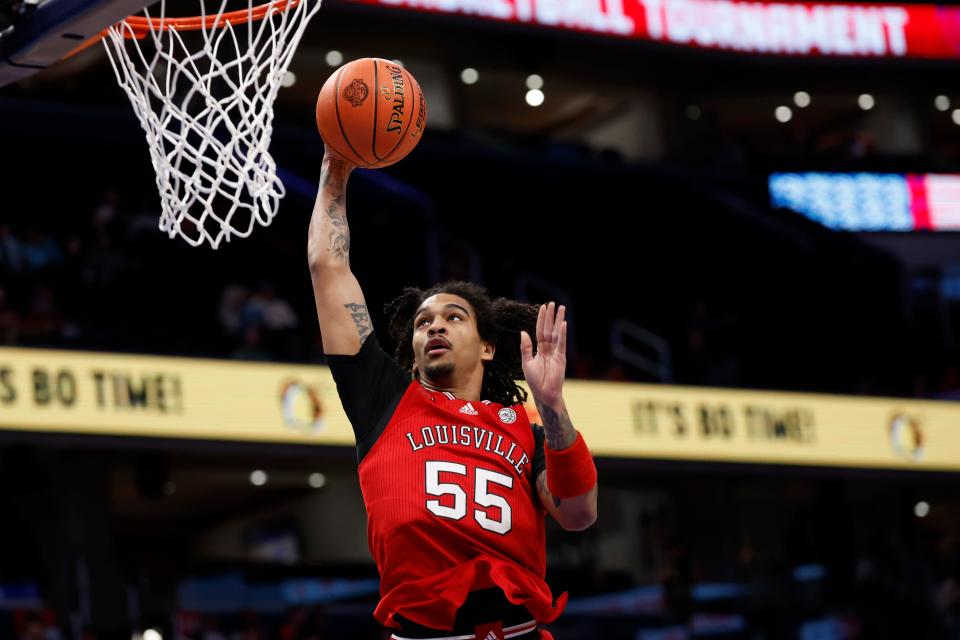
[498,408,517,424]
[459,402,479,416]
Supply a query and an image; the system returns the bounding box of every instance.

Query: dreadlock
[383,281,539,407]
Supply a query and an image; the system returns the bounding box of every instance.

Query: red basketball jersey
[358,381,567,630]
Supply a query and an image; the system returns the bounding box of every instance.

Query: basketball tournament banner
[1,347,959,471]
[344,0,960,60]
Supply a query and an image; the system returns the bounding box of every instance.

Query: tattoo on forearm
[538,472,562,508]
[325,194,350,262]
[320,160,350,264]
[537,402,577,450]
[344,302,372,342]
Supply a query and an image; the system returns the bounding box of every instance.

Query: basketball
[316,57,427,169]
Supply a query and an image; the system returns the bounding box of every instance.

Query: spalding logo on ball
[317,57,427,169]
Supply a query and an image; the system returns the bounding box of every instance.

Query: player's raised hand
[520,302,567,408]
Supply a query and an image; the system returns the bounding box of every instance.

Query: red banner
[345,0,960,59]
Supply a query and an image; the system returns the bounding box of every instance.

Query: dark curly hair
[383,281,539,407]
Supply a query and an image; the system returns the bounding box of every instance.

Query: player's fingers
[520,331,534,362]
[558,321,568,357]
[553,305,566,342]
[536,304,546,344]
[543,302,555,344]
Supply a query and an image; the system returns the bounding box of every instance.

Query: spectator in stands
[659,535,695,626]
[92,188,118,231]
[246,281,298,332]
[218,284,251,338]
[39,610,62,640]
[53,233,83,296]
[245,281,300,360]
[21,228,62,272]
[199,615,226,640]
[231,325,270,362]
[277,607,306,640]
[19,285,64,345]
[0,224,23,272]
[0,287,19,345]
[682,298,741,387]
[15,610,62,640]
[300,605,329,640]
[81,228,124,288]
[937,359,960,400]
[235,610,264,640]
[937,572,960,639]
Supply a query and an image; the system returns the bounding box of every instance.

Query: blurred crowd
[7,530,960,640]
[2,184,959,401]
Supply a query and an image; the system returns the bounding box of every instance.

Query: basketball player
[308,149,598,640]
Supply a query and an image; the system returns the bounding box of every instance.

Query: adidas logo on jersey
[484,632,499,640]
[459,402,479,415]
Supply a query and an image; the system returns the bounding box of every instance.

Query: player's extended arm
[521,303,598,532]
[307,148,373,356]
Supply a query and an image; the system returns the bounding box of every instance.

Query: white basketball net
[102,0,322,249]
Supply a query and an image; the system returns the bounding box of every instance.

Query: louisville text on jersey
[405,425,532,477]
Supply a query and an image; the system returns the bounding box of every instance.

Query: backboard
[0,0,151,86]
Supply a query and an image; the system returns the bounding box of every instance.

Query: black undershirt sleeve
[325,333,411,463]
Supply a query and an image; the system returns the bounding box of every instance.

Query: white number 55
[425,460,513,535]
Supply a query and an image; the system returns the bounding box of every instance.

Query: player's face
[411,293,494,383]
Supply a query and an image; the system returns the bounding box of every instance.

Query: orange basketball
[316,58,427,169]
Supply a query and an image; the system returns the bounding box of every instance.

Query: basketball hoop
[100,0,323,248]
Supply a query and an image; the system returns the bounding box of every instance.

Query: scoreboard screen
[769,172,960,231]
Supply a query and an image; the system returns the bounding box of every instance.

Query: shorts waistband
[390,619,538,640]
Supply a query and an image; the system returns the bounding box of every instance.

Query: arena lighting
[935,95,950,111]
[914,501,930,518]
[280,71,296,88]
[308,472,327,488]
[460,67,479,84]
[525,88,545,107]
[325,50,343,67]
[793,91,811,107]
[142,630,163,640]
[525,73,544,90]
[952,109,960,125]
[250,470,268,486]
[686,104,702,120]
[858,93,875,110]
[775,105,793,122]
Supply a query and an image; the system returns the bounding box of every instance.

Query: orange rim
[65,0,298,59]
[121,0,300,38]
